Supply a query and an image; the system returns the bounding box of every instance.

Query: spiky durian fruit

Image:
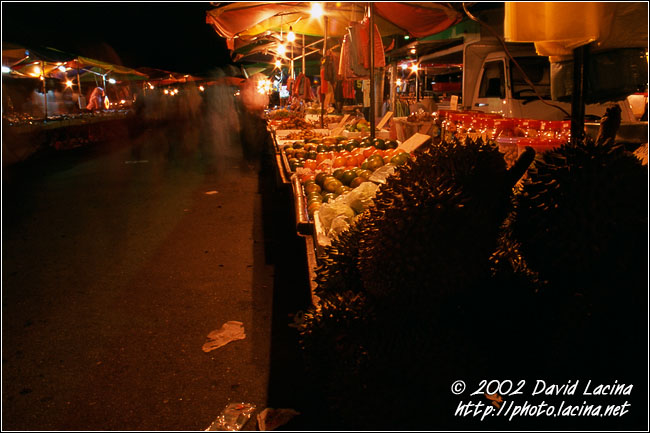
[313,214,369,299]
[511,138,648,379]
[357,138,533,305]
[512,137,648,292]
[297,291,374,427]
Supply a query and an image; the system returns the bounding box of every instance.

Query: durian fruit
[312,213,368,299]
[297,291,374,428]
[357,138,533,306]
[511,137,648,375]
[512,137,648,292]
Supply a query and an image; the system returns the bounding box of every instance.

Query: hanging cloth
[348,23,370,77]
[293,73,314,101]
[324,51,338,84]
[342,79,355,100]
[359,17,386,70]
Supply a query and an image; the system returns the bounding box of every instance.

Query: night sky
[2,2,233,75]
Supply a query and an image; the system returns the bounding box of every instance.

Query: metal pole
[389,62,396,116]
[369,2,375,140]
[570,44,588,145]
[42,61,48,119]
[77,68,83,110]
[302,34,306,75]
[321,15,328,128]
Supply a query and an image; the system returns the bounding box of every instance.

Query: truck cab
[466,43,640,122]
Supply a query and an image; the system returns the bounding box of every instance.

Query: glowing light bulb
[1,66,11,73]
[277,44,286,56]
[396,79,402,86]
[33,65,41,76]
[275,59,282,68]
[66,80,73,87]
[58,66,67,72]
[310,2,323,19]
[401,64,408,70]
[164,89,169,95]
[199,86,205,92]
[287,28,296,43]
[410,48,416,54]
[411,64,419,72]
[108,78,116,84]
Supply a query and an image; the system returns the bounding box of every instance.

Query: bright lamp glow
[396,79,402,86]
[411,64,419,72]
[32,65,41,76]
[1,66,11,73]
[310,2,323,18]
[277,44,286,56]
[257,79,272,94]
[108,78,116,84]
[287,27,296,42]
[275,59,282,68]
[199,85,205,92]
[401,63,408,70]
[164,89,169,95]
[65,80,73,87]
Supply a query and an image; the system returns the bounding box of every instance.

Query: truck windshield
[510,57,552,100]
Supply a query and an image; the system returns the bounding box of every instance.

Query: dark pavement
[2,114,313,430]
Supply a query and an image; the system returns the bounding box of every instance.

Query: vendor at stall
[86,86,105,111]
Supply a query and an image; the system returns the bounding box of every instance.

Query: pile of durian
[296,135,648,429]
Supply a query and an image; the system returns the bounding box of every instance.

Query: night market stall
[207,2,647,430]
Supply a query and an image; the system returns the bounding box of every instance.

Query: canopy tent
[136,67,201,86]
[3,42,149,117]
[207,2,464,136]
[4,44,147,83]
[206,2,462,44]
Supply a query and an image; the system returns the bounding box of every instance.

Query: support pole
[77,68,83,110]
[369,2,375,140]
[321,15,328,128]
[42,61,48,119]
[570,44,588,145]
[302,34,306,75]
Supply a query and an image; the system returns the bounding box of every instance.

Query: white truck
[462,40,643,123]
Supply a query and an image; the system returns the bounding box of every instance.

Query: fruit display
[406,111,434,122]
[271,116,317,130]
[344,117,370,133]
[284,137,410,230]
[266,108,299,120]
[282,130,328,141]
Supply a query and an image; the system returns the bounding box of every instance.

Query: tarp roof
[206,2,463,42]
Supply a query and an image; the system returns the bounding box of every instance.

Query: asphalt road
[2,116,313,430]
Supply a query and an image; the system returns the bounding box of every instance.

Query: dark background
[2,2,233,75]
